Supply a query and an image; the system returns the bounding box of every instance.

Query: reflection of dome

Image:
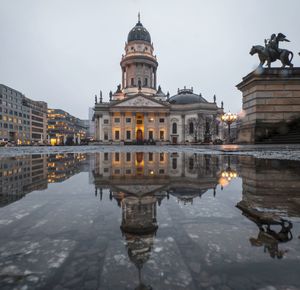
[170,187,208,204]
[169,88,208,105]
[128,20,151,43]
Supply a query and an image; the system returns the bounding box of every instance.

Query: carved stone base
[236,68,300,144]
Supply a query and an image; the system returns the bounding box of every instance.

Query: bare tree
[185,115,215,143]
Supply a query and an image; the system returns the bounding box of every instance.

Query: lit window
[159,130,164,140]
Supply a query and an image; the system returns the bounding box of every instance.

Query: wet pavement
[0,151,300,290]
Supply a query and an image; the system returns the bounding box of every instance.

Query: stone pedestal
[237,68,300,144]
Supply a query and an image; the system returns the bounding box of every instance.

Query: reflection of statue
[237,201,293,259]
[95,94,97,104]
[249,221,292,259]
[250,33,294,68]
[138,79,142,91]
[109,91,112,101]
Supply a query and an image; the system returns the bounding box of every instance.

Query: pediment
[113,95,166,108]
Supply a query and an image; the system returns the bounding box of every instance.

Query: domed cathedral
[94,14,224,144]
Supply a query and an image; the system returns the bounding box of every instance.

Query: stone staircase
[257,118,300,144]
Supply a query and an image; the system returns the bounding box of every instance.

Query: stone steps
[257,122,300,144]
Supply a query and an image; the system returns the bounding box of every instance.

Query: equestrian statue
[250,33,294,68]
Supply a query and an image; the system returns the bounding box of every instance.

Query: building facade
[47,108,87,145]
[0,84,48,144]
[94,17,224,144]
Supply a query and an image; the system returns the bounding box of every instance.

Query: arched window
[172,122,177,134]
[189,122,194,135]
[172,158,177,169]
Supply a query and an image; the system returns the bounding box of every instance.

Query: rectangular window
[149,152,153,162]
[144,78,148,86]
[159,118,164,123]
[115,130,120,140]
[104,168,109,173]
[115,152,120,162]
[159,169,165,174]
[126,130,131,140]
[189,158,194,170]
[148,117,154,123]
[114,118,120,123]
[125,169,131,174]
[136,119,143,125]
[160,130,164,140]
[126,152,131,162]
[160,153,164,162]
[104,152,108,161]
[104,132,108,140]
[103,119,109,124]
[126,117,131,123]
[131,78,134,86]
[149,130,153,140]
[114,169,120,174]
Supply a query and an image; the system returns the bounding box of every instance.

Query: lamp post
[221,112,237,143]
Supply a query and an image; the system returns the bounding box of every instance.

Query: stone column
[181,114,185,143]
[144,112,148,140]
[120,112,125,141]
[132,113,136,140]
[154,113,159,141]
[98,115,102,141]
[109,112,113,141]
[165,113,170,142]
[95,118,98,140]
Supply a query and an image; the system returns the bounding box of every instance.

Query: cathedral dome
[169,88,208,105]
[127,20,151,43]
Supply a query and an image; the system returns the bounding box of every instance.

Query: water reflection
[0,152,300,289]
[237,156,300,260]
[92,152,233,205]
[0,153,87,207]
[92,152,233,289]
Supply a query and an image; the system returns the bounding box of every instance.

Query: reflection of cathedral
[92,152,224,204]
[92,151,225,289]
[94,16,224,144]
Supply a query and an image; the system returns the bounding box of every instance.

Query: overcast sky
[1,0,300,119]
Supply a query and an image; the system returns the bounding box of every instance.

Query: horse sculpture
[250,45,294,68]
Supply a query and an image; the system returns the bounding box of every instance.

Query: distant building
[47,108,87,145]
[22,96,48,144]
[0,84,48,144]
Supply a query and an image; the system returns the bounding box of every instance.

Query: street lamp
[221,112,237,143]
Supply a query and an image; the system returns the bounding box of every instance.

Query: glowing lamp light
[221,112,238,144]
